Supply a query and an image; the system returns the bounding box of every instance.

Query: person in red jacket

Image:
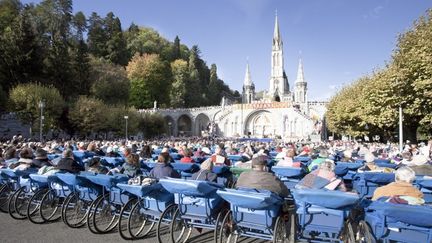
[180,148,195,163]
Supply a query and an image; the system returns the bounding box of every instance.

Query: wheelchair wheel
[8,187,28,220]
[92,195,119,233]
[218,211,238,243]
[128,199,155,239]
[40,189,62,222]
[27,188,48,224]
[63,192,91,228]
[157,204,177,243]
[0,184,12,213]
[342,219,355,243]
[118,198,136,240]
[356,220,375,243]
[87,196,102,234]
[273,215,288,243]
[214,208,228,243]
[170,207,192,243]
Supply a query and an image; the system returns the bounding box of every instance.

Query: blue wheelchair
[159,178,226,243]
[293,189,360,242]
[84,173,129,234]
[271,166,306,189]
[352,172,395,198]
[117,182,174,241]
[217,188,294,243]
[415,177,432,203]
[359,200,432,243]
[0,169,36,214]
[60,172,103,228]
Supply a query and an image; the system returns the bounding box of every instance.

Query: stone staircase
[0,113,30,139]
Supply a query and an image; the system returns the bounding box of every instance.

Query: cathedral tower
[242,62,255,104]
[269,13,290,102]
[294,57,307,104]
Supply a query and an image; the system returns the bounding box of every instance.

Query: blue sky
[23,0,432,101]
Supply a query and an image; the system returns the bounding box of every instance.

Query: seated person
[32,148,52,168]
[340,150,354,162]
[296,160,347,191]
[191,160,217,182]
[308,150,328,171]
[277,148,301,167]
[109,153,141,178]
[210,146,231,166]
[372,166,423,204]
[87,157,108,174]
[57,149,85,173]
[358,153,395,173]
[9,148,34,171]
[236,155,289,197]
[149,155,180,179]
[408,155,432,176]
[180,148,195,163]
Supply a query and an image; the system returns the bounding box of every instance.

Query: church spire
[244,62,252,86]
[295,57,305,83]
[273,11,282,47]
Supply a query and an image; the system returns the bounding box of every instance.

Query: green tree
[9,83,64,133]
[127,53,171,108]
[68,96,108,136]
[87,12,107,58]
[90,57,130,105]
[104,12,128,65]
[169,59,188,108]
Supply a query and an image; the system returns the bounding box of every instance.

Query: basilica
[146,15,327,141]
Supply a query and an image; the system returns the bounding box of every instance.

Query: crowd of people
[0,135,431,205]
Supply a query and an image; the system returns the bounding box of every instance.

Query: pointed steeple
[244,62,252,86]
[295,57,305,83]
[273,11,282,47]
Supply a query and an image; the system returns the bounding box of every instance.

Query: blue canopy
[217,188,283,210]
[368,201,432,227]
[293,189,360,209]
[159,178,223,197]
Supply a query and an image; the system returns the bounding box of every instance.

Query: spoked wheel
[118,198,137,240]
[92,195,119,233]
[0,184,12,213]
[157,204,178,243]
[170,207,192,243]
[63,192,92,228]
[356,220,375,243]
[273,215,288,243]
[214,208,228,243]
[87,196,102,234]
[39,189,62,222]
[342,219,356,243]
[218,211,238,243]
[128,199,155,239]
[27,188,48,224]
[8,187,29,220]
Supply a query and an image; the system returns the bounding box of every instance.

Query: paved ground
[0,212,266,243]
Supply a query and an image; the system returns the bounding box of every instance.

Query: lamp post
[124,115,129,141]
[168,122,172,136]
[38,100,45,142]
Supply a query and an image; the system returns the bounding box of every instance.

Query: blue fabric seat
[293,189,360,242]
[100,156,124,167]
[365,201,432,243]
[352,172,395,198]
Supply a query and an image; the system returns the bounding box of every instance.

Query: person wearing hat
[160,147,174,163]
[236,155,289,197]
[56,149,84,173]
[32,148,52,168]
[87,157,108,174]
[9,147,34,171]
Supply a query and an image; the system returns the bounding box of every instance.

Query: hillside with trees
[0,0,237,138]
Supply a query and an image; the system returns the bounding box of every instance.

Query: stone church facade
[142,14,327,141]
